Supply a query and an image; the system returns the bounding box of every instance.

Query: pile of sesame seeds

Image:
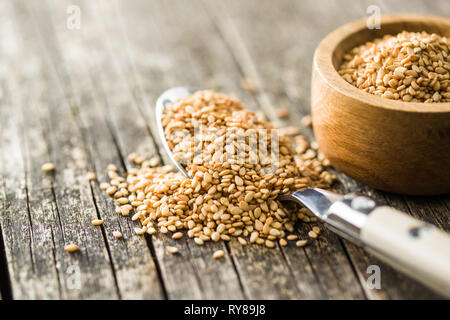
[339,31,450,103]
[101,90,335,257]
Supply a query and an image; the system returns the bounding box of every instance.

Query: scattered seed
[194,237,204,246]
[64,243,78,253]
[238,237,247,245]
[213,250,225,259]
[91,219,104,226]
[166,246,179,254]
[41,162,55,173]
[312,226,321,235]
[265,240,275,249]
[296,240,308,247]
[276,108,289,118]
[107,164,117,171]
[308,230,318,239]
[301,115,312,127]
[172,232,183,240]
[100,182,110,190]
[86,172,96,181]
[106,186,117,195]
[287,235,298,241]
[113,231,122,239]
[241,77,257,92]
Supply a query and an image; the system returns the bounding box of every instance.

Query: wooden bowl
[312,14,450,195]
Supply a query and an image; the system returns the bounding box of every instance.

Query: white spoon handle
[361,206,450,298]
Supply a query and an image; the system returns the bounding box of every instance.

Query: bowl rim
[314,14,450,114]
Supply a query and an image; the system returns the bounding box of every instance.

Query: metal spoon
[156,87,450,298]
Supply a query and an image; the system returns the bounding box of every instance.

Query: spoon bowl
[155,86,198,179]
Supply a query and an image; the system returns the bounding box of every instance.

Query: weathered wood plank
[28,0,166,300]
[3,0,121,299]
[0,1,63,299]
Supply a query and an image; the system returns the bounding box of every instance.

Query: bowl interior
[332,16,450,70]
[314,15,450,113]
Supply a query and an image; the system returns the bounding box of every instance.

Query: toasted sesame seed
[250,231,259,243]
[113,231,122,239]
[166,246,179,254]
[64,244,78,252]
[213,250,225,259]
[339,31,450,103]
[296,240,308,247]
[276,108,289,118]
[265,240,275,249]
[301,115,312,127]
[116,197,129,205]
[312,226,321,235]
[91,219,104,226]
[211,232,220,242]
[287,235,298,241]
[238,237,247,245]
[308,230,318,239]
[172,232,183,240]
[107,164,117,171]
[106,186,117,195]
[41,162,55,173]
[279,238,288,247]
[86,172,96,181]
[100,182,110,190]
[194,237,204,246]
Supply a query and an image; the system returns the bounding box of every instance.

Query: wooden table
[0,0,448,300]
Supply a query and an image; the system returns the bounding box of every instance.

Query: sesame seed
[308,230,318,239]
[287,235,298,241]
[41,162,55,173]
[276,108,289,118]
[312,226,321,235]
[296,240,308,247]
[265,240,275,249]
[172,232,183,240]
[339,31,450,103]
[86,172,96,181]
[213,250,225,259]
[91,219,104,226]
[166,246,179,254]
[113,231,122,239]
[64,244,78,253]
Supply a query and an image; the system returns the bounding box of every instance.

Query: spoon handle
[359,206,450,298]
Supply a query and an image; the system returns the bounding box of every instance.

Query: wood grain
[0,0,448,300]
